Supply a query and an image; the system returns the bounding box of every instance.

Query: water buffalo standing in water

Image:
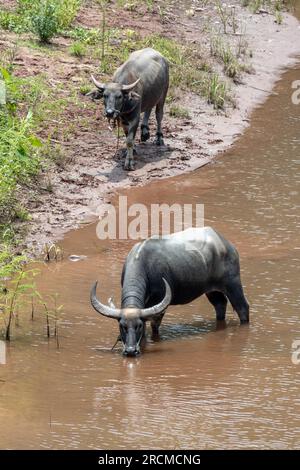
[90,227,249,356]
[89,48,169,171]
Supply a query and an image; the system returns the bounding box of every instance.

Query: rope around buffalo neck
[107,117,120,154]
[106,97,140,155]
[111,334,121,351]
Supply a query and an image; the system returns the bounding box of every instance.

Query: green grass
[66,26,102,45]
[0,62,73,234]
[211,36,243,80]
[245,0,286,15]
[206,73,229,109]
[0,0,82,40]
[0,9,30,33]
[96,32,231,109]
[169,104,191,119]
[69,41,87,57]
[0,67,42,225]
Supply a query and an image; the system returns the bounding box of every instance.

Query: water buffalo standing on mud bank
[89,48,169,170]
[90,227,249,357]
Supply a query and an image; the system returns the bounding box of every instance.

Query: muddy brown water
[1,34,300,452]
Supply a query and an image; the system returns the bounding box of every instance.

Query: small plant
[214,0,230,34]
[79,84,92,95]
[206,73,228,109]
[31,1,59,43]
[42,293,64,347]
[56,0,81,30]
[275,10,283,23]
[236,32,249,58]
[0,252,39,341]
[274,0,284,11]
[67,26,101,45]
[169,104,191,119]
[0,8,30,33]
[0,69,43,223]
[210,36,246,81]
[250,0,262,13]
[69,41,86,57]
[145,0,154,12]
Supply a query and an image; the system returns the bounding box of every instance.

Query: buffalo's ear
[85,89,103,101]
[126,91,141,101]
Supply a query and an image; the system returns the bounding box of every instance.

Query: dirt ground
[1,0,300,252]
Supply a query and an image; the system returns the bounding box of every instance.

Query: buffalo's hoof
[123,148,137,157]
[124,160,136,171]
[154,133,164,146]
[141,125,150,142]
[151,331,160,342]
[216,315,226,322]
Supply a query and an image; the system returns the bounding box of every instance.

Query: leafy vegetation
[0,247,64,343]
[69,41,87,57]
[210,36,251,81]
[0,0,81,41]
[169,104,191,119]
[31,1,59,43]
[0,69,42,225]
[206,73,229,109]
[0,249,38,340]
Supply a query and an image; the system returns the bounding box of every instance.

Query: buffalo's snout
[123,346,140,357]
[105,108,115,118]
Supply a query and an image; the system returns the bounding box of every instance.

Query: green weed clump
[0,68,42,224]
[0,250,37,341]
[211,36,242,80]
[0,1,81,41]
[205,73,228,109]
[0,9,30,33]
[169,104,191,119]
[56,0,81,30]
[31,1,59,43]
[69,41,87,58]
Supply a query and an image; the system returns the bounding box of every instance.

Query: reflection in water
[0,59,300,450]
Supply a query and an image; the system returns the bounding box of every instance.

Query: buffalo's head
[90,279,171,357]
[90,75,140,120]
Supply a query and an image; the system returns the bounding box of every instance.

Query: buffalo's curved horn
[91,74,106,90]
[140,278,172,319]
[121,78,141,91]
[90,281,121,319]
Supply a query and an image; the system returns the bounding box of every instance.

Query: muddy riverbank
[11,1,299,251]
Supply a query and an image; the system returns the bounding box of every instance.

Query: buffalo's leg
[141,109,152,142]
[150,310,165,339]
[120,123,129,158]
[225,280,249,324]
[206,291,228,321]
[154,99,165,146]
[124,118,139,171]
